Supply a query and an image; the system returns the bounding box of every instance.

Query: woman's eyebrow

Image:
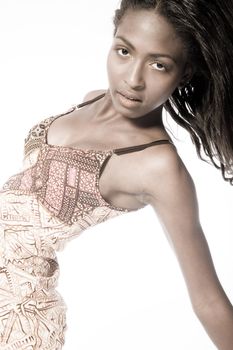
[115,35,177,64]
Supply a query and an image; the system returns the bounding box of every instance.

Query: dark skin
[47,89,171,211]
[47,9,233,349]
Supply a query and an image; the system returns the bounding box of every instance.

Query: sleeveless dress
[0,94,172,349]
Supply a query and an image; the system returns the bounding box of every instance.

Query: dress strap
[76,93,106,109]
[113,139,174,155]
[74,93,174,155]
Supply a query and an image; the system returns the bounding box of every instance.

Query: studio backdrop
[0,1,232,349]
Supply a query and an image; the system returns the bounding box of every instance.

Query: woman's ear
[179,63,194,88]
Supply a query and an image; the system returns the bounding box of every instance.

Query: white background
[0,1,232,349]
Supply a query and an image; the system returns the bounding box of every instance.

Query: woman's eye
[151,62,166,71]
[117,48,130,57]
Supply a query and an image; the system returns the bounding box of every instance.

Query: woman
[0,0,233,349]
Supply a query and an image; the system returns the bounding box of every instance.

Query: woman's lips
[118,90,142,101]
[117,91,142,108]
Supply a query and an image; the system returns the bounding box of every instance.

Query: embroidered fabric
[0,95,172,349]
[0,107,129,349]
[3,141,128,225]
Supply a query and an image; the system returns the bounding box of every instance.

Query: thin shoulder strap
[76,93,106,109]
[75,94,174,155]
[113,139,174,155]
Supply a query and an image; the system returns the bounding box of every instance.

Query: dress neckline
[44,92,174,155]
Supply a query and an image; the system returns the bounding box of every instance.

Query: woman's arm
[142,147,233,350]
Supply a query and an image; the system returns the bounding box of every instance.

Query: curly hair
[113,0,233,184]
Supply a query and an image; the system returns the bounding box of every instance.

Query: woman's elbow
[192,295,233,325]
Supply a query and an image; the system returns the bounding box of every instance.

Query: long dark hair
[113,0,233,185]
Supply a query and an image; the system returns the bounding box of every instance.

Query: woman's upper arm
[143,149,228,311]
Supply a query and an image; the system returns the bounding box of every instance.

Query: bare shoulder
[47,89,106,145]
[141,143,196,205]
[82,89,107,102]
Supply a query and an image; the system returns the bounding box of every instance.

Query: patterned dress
[0,95,172,349]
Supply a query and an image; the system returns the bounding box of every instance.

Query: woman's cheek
[107,53,118,77]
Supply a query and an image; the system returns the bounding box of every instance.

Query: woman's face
[107,9,190,118]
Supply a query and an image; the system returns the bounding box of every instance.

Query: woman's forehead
[115,9,187,61]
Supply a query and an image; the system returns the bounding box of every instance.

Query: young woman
[0,0,233,349]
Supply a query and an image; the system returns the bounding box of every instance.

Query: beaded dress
[0,94,172,349]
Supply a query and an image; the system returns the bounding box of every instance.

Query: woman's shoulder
[140,143,196,203]
[82,89,107,103]
[142,141,182,176]
[42,89,107,147]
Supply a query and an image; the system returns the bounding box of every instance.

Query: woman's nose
[124,61,145,90]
